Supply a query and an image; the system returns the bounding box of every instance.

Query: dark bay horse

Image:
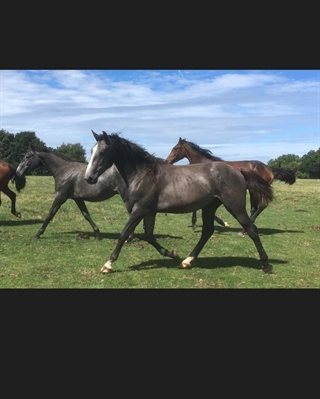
[0,159,26,218]
[85,131,274,274]
[16,146,133,239]
[165,138,296,234]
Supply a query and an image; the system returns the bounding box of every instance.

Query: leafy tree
[55,142,87,162]
[268,154,304,177]
[0,129,15,162]
[0,130,46,164]
[300,148,320,179]
[268,154,301,169]
[11,131,46,164]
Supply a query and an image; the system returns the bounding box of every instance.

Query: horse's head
[165,137,187,164]
[84,130,115,184]
[16,149,42,176]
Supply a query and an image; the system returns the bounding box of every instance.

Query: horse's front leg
[143,213,180,259]
[181,203,219,268]
[101,210,145,273]
[35,196,66,238]
[191,210,197,230]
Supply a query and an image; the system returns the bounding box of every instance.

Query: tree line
[1,129,319,178]
[0,129,86,176]
[268,150,320,179]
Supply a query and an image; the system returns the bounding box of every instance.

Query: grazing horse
[85,131,274,274]
[16,146,135,239]
[0,159,26,218]
[165,138,296,234]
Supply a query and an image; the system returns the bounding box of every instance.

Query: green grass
[0,177,319,288]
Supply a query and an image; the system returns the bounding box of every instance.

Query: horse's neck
[99,164,128,195]
[184,145,223,164]
[38,153,72,176]
[113,160,145,191]
[184,147,211,164]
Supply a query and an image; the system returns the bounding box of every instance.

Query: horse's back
[226,160,273,183]
[162,161,244,185]
[156,162,246,213]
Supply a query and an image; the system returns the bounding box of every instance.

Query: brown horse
[0,160,26,218]
[165,138,296,235]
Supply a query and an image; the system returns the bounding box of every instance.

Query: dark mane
[102,132,165,177]
[32,146,84,163]
[181,139,224,162]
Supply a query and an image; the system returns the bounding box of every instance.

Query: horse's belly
[157,191,214,213]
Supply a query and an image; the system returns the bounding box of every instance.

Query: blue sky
[1,69,319,164]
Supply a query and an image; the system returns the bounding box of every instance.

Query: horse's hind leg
[214,215,229,228]
[230,209,272,273]
[239,195,267,236]
[2,186,20,218]
[75,199,100,240]
[249,205,266,224]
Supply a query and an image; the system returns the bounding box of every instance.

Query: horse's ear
[102,131,110,144]
[179,137,183,143]
[91,130,101,142]
[30,143,36,152]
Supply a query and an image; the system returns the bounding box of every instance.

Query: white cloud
[1,69,319,163]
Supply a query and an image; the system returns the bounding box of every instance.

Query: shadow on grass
[0,219,43,226]
[113,256,289,273]
[192,226,304,235]
[60,231,183,241]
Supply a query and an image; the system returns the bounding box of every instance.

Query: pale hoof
[179,256,194,269]
[224,222,230,228]
[179,262,191,269]
[238,231,246,238]
[101,262,112,274]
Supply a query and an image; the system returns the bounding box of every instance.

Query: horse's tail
[9,164,27,192]
[240,170,274,208]
[271,167,296,185]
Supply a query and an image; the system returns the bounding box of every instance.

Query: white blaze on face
[85,143,99,179]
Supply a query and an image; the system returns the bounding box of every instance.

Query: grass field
[0,177,319,288]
